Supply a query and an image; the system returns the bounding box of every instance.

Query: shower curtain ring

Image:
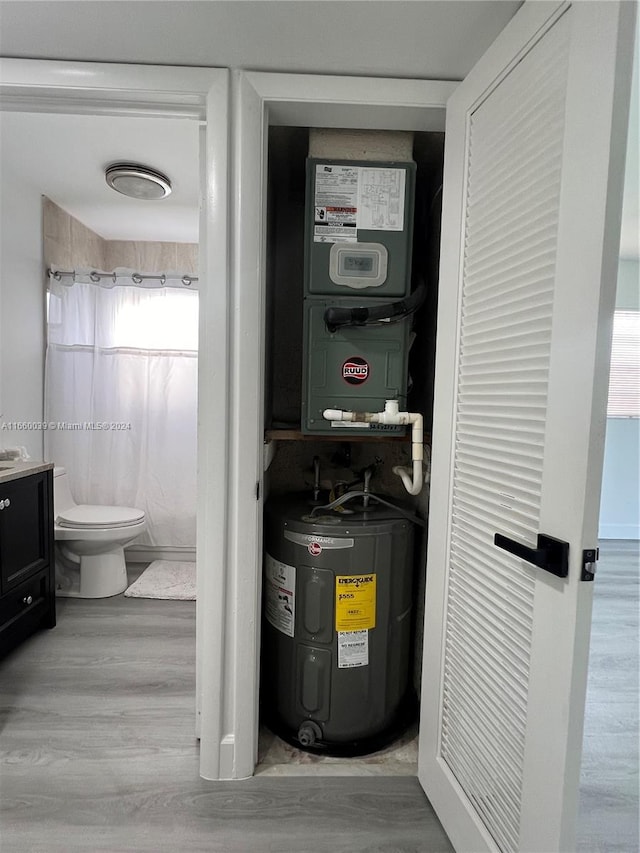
[132,273,143,284]
[182,275,193,286]
[160,274,166,286]
[90,271,101,282]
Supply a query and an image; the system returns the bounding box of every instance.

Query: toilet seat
[56,504,145,530]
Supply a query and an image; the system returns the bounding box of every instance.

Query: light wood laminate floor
[0,566,452,853]
[1,546,637,852]
[577,540,639,853]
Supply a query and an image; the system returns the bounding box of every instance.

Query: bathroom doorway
[1,109,200,568]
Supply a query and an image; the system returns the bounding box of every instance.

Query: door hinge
[581,547,599,582]
[256,481,260,501]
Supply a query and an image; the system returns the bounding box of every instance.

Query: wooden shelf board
[265,429,412,443]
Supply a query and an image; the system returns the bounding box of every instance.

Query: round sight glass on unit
[105,163,172,200]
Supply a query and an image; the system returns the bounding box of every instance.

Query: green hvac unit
[301,158,417,435]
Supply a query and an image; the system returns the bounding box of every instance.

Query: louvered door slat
[454,491,539,534]
[462,312,549,344]
[468,178,562,247]
[456,468,541,507]
[442,693,524,801]
[457,441,545,470]
[451,528,537,592]
[459,366,549,385]
[439,14,570,852]
[455,452,542,484]
[450,569,534,633]
[464,261,555,300]
[469,141,561,216]
[442,706,523,810]
[461,333,552,360]
[463,290,553,326]
[459,353,551,375]
[443,645,529,759]
[448,569,532,649]
[464,227,559,279]
[455,482,540,526]
[446,627,529,722]
[452,539,536,610]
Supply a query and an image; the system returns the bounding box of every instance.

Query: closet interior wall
[262,125,445,726]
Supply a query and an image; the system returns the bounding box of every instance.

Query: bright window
[607,310,640,417]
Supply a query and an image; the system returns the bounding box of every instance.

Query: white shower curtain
[45,269,198,547]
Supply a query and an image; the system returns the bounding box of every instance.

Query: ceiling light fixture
[105,162,172,200]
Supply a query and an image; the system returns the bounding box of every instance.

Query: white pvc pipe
[323,400,424,495]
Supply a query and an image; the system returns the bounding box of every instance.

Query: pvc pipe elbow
[392,462,423,496]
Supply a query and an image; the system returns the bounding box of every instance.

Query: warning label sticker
[264,554,295,637]
[335,574,376,631]
[338,630,369,668]
[315,205,357,225]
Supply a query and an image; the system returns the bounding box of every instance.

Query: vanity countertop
[0,460,55,485]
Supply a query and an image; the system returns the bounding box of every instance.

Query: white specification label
[264,554,295,637]
[357,167,406,231]
[314,164,406,241]
[314,164,359,209]
[314,225,357,243]
[337,630,369,668]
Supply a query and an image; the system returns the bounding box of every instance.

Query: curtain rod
[48,269,198,286]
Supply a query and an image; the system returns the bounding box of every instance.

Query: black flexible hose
[324,282,426,333]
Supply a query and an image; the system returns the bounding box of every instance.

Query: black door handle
[494,533,569,578]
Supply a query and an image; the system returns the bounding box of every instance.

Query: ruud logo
[342,356,370,385]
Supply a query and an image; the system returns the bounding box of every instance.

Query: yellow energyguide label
[335,574,376,631]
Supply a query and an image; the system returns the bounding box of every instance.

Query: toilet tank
[53,467,77,515]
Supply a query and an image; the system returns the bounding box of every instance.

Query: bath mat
[124,560,196,600]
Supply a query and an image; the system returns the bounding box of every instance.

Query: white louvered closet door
[418,3,635,853]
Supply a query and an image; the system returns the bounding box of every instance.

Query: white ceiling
[0,1,522,80]
[0,0,523,243]
[0,0,636,256]
[0,111,201,242]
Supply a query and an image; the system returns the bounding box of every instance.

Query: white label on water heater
[337,630,369,668]
[265,553,296,637]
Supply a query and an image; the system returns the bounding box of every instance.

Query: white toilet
[53,467,146,598]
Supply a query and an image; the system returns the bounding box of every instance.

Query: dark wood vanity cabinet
[0,469,56,657]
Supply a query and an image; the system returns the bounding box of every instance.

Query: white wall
[599,418,639,539]
[614,258,640,310]
[598,258,640,540]
[0,167,46,460]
